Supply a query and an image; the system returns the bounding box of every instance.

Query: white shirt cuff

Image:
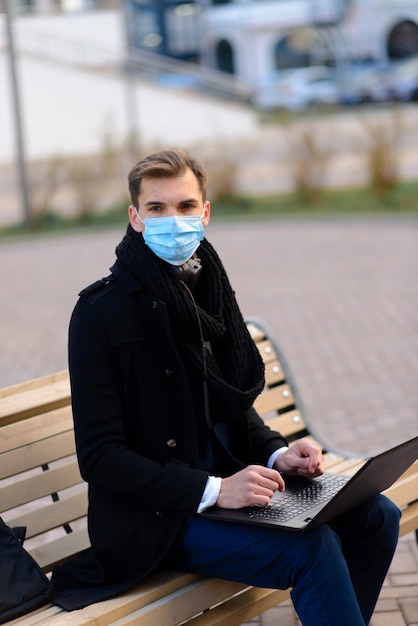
[197,476,222,513]
[197,448,288,514]
[267,446,289,469]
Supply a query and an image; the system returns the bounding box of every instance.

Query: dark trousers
[167,494,401,626]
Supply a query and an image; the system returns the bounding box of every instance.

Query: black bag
[0,516,52,624]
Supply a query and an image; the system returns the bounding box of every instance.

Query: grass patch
[212,179,418,218]
[1,180,417,239]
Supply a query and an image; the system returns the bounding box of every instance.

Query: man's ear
[128,205,144,233]
[202,201,211,228]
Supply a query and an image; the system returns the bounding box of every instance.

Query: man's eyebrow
[144,200,165,206]
[179,198,200,204]
[143,198,199,206]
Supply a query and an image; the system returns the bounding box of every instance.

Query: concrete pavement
[1,216,417,623]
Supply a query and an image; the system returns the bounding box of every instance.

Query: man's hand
[216,465,285,509]
[274,438,324,478]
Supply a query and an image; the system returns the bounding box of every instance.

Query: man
[52,149,400,625]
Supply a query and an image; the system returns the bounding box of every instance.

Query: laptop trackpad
[274,474,317,499]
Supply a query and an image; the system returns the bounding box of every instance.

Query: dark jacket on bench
[52,259,287,610]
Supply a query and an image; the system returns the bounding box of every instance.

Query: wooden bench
[1,319,417,626]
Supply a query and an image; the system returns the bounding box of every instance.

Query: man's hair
[128,148,208,207]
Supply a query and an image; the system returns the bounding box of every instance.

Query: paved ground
[1,216,417,623]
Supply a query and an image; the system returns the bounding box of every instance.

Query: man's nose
[165,207,188,217]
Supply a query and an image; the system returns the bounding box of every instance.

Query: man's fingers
[217,465,286,509]
[297,457,324,477]
[251,466,285,493]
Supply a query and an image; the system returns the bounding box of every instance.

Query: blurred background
[1,0,418,227]
[0,0,417,455]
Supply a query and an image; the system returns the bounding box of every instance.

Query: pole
[122,0,140,157]
[4,0,32,229]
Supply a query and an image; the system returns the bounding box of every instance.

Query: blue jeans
[166,495,400,626]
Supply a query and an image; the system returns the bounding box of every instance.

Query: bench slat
[97,578,249,626]
[253,384,295,415]
[398,500,418,536]
[0,379,71,426]
[30,526,91,571]
[266,410,307,438]
[246,322,265,343]
[187,587,290,626]
[322,452,347,468]
[264,359,285,386]
[3,574,205,626]
[0,407,73,454]
[29,573,213,625]
[3,605,64,626]
[384,472,418,508]
[0,371,69,400]
[255,340,277,363]
[323,457,365,475]
[7,490,88,539]
[1,461,82,512]
[1,431,76,480]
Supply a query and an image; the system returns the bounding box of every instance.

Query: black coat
[52,259,287,609]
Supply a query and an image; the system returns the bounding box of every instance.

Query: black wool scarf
[115,225,265,423]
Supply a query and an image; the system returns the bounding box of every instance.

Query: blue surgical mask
[134,208,205,266]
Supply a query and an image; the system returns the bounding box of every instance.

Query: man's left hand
[274,438,324,478]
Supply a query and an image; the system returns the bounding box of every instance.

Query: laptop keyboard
[248,474,350,523]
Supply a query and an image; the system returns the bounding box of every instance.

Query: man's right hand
[216,465,285,509]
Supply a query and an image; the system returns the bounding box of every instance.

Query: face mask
[134,207,205,266]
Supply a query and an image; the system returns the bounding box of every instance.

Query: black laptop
[201,436,418,532]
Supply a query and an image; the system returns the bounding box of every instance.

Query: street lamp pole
[4,0,32,229]
[122,0,140,157]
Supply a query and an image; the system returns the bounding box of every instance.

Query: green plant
[288,125,333,204]
[31,154,66,216]
[202,147,239,201]
[362,109,402,199]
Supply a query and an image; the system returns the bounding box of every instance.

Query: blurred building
[126,0,418,88]
[9,0,418,89]
[12,0,118,12]
[124,0,201,61]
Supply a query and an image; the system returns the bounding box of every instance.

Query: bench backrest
[0,320,307,572]
[0,371,88,571]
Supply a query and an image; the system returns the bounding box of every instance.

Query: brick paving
[0,217,417,623]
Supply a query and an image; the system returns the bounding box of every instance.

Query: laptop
[201,436,418,532]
